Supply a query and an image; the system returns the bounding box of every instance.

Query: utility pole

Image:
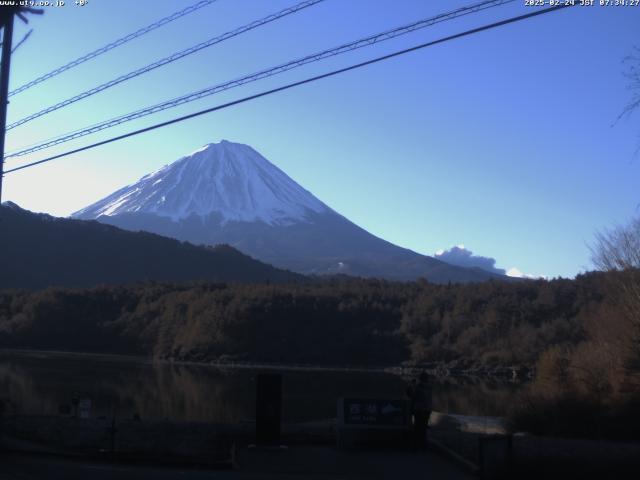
[0,6,42,205]
[0,12,14,204]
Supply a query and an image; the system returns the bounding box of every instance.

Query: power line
[11,28,32,54]
[8,0,219,97]
[6,0,325,131]
[4,3,575,176]
[5,0,515,158]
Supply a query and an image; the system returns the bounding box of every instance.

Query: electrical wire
[6,0,325,131]
[4,3,575,175]
[8,0,219,97]
[5,0,515,157]
[11,28,32,54]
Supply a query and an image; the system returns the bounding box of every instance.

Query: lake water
[0,350,524,423]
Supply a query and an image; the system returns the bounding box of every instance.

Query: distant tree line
[0,271,626,370]
[3,267,640,438]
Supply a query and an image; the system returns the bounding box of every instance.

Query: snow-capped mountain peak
[73,140,329,225]
[71,140,507,282]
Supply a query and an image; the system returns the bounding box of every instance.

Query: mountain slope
[74,140,507,283]
[0,202,302,290]
[74,140,329,225]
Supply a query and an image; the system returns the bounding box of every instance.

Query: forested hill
[0,203,302,289]
[0,270,632,370]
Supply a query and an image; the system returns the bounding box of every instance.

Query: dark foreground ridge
[0,202,303,289]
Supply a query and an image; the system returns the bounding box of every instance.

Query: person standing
[406,372,432,449]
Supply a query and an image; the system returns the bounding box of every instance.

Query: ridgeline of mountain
[73,140,507,283]
[0,202,302,290]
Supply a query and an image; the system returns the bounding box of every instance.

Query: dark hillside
[0,203,302,289]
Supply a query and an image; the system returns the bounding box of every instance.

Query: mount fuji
[73,140,504,283]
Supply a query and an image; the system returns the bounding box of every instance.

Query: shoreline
[0,347,533,379]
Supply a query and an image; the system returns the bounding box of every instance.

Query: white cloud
[506,267,527,278]
[434,245,505,275]
[435,245,548,280]
[506,267,548,280]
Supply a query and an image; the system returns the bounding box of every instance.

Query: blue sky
[2,0,639,278]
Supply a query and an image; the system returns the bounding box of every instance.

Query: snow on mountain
[73,140,329,226]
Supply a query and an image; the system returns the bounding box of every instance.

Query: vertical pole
[0,14,15,204]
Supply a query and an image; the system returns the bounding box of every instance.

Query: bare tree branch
[590,216,640,389]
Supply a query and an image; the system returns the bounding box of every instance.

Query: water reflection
[0,351,522,422]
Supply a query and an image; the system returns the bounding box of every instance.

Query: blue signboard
[339,398,409,427]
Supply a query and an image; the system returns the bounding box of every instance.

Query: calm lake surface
[0,350,524,423]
